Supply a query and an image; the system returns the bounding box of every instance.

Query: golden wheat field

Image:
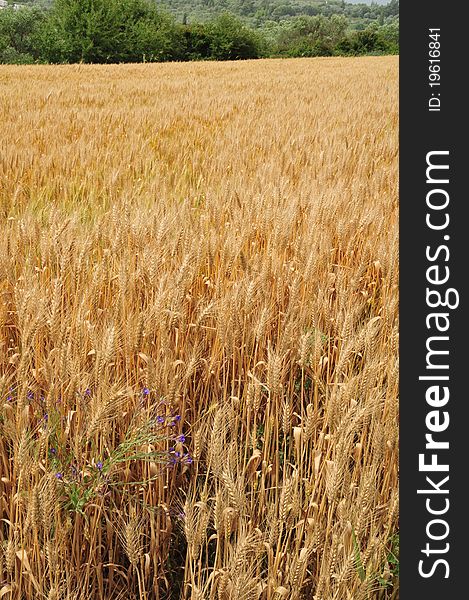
[0,56,398,600]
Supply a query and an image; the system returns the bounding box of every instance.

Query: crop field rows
[0,57,398,599]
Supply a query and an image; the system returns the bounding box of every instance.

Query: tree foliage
[206,13,263,59]
[0,5,47,63]
[275,14,348,56]
[0,0,398,64]
[39,0,184,63]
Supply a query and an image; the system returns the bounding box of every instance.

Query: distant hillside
[11,1,397,24]
[156,0,398,26]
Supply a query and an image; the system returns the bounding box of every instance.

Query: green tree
[347,23,398,56]
[0,6,47,63]
[0,0,399,64]
[206,13,262,59]
[383,0,399,18]
[275,14,348,57]
[45,0,120,62]
[377,20,399,54]
[182,21,212,60]
[127,6,185,62]
[40,0,183,63]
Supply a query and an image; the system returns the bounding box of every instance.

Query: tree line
[0,0,398,64]
[158,0,398,27]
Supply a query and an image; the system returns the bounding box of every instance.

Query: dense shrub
[182,22,213,60]
[0,1,398,64]
[0,5,47,63]
[205,13,263,60]
[37,0,184,63]
[274,14,348,57]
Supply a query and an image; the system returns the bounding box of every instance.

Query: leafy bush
[344,24,399,56]
[182,22,213,60]
[0,5,47,63]
[40,0,183,63]
[206,13,263,60]
[0,45,35,64]
[275,14,348,57]
[0,1,398,64]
